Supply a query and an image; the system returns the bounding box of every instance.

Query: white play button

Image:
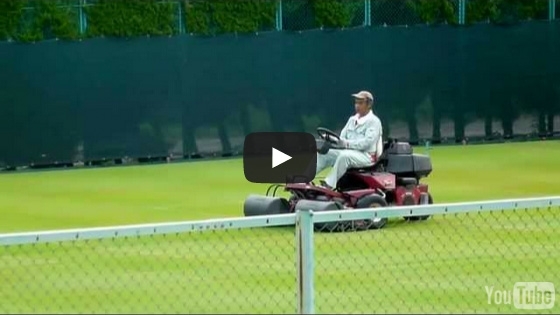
[272,147,292,168]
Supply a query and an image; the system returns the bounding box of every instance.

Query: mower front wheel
[356,194,389,230]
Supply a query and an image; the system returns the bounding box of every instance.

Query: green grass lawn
[0,140,559,233]
[0,140,559,314]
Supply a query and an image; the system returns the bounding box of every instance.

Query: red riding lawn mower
[243,127,434,232]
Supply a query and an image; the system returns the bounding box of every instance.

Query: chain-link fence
[309,197,560,313]
[1,197,559,313]
[0,221,298,314]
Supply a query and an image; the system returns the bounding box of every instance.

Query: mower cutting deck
[243,127,434,232]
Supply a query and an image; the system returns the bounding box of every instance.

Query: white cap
[351,90,374,102]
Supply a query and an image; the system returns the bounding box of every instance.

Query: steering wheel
[317,127,340,145]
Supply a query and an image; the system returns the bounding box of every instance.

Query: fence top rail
[311,195,560,223]
[1,196,559,247]
[0,212,297,247]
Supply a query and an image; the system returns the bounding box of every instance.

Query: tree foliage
[183,0,276,35]
[0,0,553,43]
[0,0,79,42]
[408,0,458,25]
[310,0,363,28]
[0,0,25,40]
[85,0,177,38]
[466,0,549,24]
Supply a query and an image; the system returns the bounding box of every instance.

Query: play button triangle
[272,147,292,168]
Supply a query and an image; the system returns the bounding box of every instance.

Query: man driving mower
[317,90,383,189]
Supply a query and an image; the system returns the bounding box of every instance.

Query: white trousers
[316,149,374,187]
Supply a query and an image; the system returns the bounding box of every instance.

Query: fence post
[79,0,86,35]
[458,0,466,25]
[178,0,184,34]
[364,0,371,26]
[276,0,283,31]
[296,209,315,314]
[550,0,556,20]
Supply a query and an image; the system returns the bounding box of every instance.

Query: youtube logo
[243,132,317,184]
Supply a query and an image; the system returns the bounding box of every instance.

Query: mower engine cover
[385,154,432,179]
[382,141,432,179]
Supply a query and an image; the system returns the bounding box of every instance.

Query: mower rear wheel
[405,193,433,221]
[420,193,434,220]
[355,194,389,230]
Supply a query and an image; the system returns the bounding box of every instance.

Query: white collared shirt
[339,110,383,154]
